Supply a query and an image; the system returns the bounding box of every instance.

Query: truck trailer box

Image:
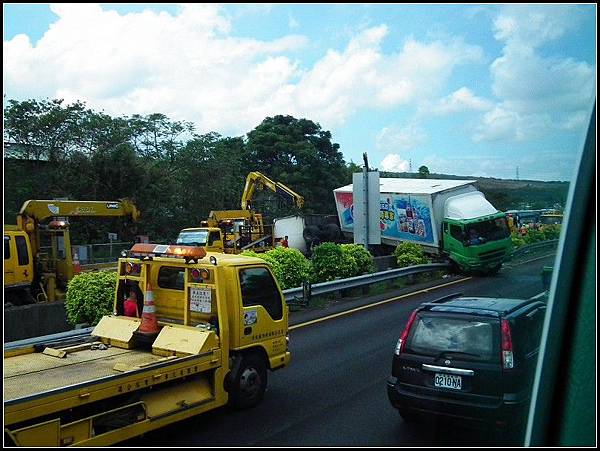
[333,178,480,250]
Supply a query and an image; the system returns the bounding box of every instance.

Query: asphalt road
[125,253,555,447]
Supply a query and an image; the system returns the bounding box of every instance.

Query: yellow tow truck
[177,171,304,253]
[4,199,140,303]
[4,243,290,446]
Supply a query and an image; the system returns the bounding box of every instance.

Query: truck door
[444,223,465,252]
[4,234,16,286]
[237,266,287,352]
[4,233,33,288]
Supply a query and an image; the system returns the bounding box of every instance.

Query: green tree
[245,115,348,216]
[418,165,430,179]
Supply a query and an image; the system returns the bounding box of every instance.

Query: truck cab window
[450,224,463,241]
[15,236,29,266]
[158,266,185,290]
[239,267,283,320]
[4,236,10,260]
[208,231,221,246]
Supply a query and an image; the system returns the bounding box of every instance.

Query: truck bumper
[270,351,291,370]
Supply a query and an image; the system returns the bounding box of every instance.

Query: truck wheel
[322,223,341,241]
[230,353,267,409]
[485,264,502,276]
[303,225,320,243]
[448,259,460,275]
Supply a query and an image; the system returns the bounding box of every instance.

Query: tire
[448,259,460,275]
[485,264,502,276]
[229,353,267,409]
[322,223,341,241]
[303,225,320,242]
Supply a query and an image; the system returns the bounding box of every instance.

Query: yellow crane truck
[177,171,305,254]
[4,199,140,303]
[4,243,290,446]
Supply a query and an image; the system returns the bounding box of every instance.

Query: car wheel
[230,353,267,409]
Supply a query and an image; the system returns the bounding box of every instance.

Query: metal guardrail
[282,263,449,305]
[510,240,559,259]
[5,264,449,347]
[4,326,95,350]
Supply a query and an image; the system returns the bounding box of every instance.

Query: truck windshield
[465,217,510,245]
[176,230,209,246]
[540,215,562,225]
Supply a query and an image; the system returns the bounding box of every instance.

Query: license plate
[434,373,462,390]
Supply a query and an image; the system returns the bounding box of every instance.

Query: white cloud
[380,154,410,172]
[475,5,595,142]
[431,87,493,115]
[473,106,555,143]
[3,5,484,136]
[376,123,427,152]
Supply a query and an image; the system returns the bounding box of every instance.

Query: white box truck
[273,214,343,255]
[333,178,513,274]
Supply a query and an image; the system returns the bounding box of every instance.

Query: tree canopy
[4,100,354,243]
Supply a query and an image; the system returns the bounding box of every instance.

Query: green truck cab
[442,211,513,274]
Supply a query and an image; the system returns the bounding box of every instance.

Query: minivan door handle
[422,364,474,376]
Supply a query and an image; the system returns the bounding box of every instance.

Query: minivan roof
[422,296,536,316]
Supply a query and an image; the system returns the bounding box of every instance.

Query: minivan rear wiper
[435,350,481,360]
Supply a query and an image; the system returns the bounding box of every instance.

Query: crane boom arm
[241,172,304,210]
[17,199,140,224]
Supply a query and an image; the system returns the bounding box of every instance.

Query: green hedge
[393,242,428,268]
[242,248,310,290]
[340,244,375,275]
[65,271,117,326]
[264,247,310,290]
[310,242,358,283]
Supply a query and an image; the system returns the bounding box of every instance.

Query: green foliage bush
[310,242,358,283]
[393,242,428,268]
[541,224,561,240]
[65,271,117,326]
[522,228,546,244]
[264,247,310,290]
[341,244,375,275]
[511,233,526,248]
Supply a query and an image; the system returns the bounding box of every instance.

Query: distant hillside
[379,171,570,212]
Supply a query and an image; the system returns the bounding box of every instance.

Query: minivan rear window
[406,315,499,362]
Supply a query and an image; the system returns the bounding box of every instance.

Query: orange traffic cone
[73,251,81,275]
[139,282,159,334]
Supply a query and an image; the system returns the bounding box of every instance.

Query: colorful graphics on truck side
[334,192,436,245]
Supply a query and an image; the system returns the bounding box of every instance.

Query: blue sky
[3,4,597,181]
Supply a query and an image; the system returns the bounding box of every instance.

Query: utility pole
[409,158,412,173]
[516,166,520,181]
[362,152,369,252]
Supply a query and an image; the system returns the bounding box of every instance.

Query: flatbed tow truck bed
[4,345,170,402]
[4,318,223,446]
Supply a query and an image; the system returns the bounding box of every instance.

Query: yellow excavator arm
[16,199,140,257]
[17,199,140,229]
[241,171,304,210]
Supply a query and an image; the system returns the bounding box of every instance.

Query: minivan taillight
[395,310,418,355]
[501,319,514,369]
